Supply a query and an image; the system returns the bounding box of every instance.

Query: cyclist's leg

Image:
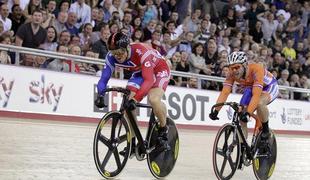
[125,72,144,138]
[239,87,252,142]
[257,83,279,139]
[148,87,167,127]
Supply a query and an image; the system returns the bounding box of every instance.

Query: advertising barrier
[1,64,310,134]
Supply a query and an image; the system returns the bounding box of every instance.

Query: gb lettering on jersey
[144,61,151,68]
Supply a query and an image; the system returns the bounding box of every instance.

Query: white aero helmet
[227,51,247,65]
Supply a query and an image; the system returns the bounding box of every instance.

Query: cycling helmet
[107,32,130,50]
[227,51,247,65]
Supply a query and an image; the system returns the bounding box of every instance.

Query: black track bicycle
[93,87,179,179]
[211,102,277,180]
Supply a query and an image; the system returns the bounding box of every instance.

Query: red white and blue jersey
[97,43,170,101]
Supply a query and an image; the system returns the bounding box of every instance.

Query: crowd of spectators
[0,0,310,101]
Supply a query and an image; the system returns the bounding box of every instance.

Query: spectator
[147,30,167,56]
[54,11,68,35]
[123,0,141,19]
[204,39,218,66]
[55,0,70,18]
[109,0,124,20]
[69,35,81,47]
[79,50,97,75]
[131,28,143,42]
[46,0,57,15]
[65,12,79,36]
[78,22,93,52]
[154,0,169,23]
[223,8,236,29]
[194,18,211,44]
[92,26,110,59]
[235,10,247,32]
[176,51,190,86]
[40,26,57,51]
[177,31,194,54]
[69,0,91,29]
[45,44,70,72]
[189,42,211,75]
[23,53,47,68]
[15,9,47,49]
[169,51,181,71]
[122,10,134,36]
[132,16,142,30]
[299,74,310,100]
[40,7,55,29]
[23,0,42,20]
[102,0,112,23]
[58,30,71,46]
[278,69,290,99]
[249,21,263,44]
[109,22,119,34]
[67,45,82,73]
[142,19,156,41]
[245,1,264,31]
[0,3,12,34]
[90,7,99,27]
[0,34,12,64]
[289,61,303,79]
[142,0,158,27]
[257,11,279,46]
[289,73,302,100]
[272,39,283,54]
[185,9,200,33]
[9,5,26,35]
[218,36,231,55]
[187,77,198,89]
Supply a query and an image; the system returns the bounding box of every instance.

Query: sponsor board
[1,64,310,132]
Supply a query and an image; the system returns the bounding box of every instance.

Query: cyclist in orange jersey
[209,51,279,141]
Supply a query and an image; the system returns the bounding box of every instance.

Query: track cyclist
[209,51,279,161]
[94,32,171,149]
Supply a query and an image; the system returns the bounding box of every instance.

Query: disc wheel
[252,130,277,180]
[147,118,179,179]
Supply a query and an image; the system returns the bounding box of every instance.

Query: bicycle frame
[105,87,157,154]
[211,102,262,158]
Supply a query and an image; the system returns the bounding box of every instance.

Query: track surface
[0,117,310,180]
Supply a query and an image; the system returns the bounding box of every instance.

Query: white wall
[1,64,310,132]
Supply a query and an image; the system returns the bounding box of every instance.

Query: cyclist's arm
[247,67,264,114]
[215,79,234,111]
[97,55,115,95]
[133,60,155,102]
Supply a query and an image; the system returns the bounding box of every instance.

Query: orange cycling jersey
[216,63,276,114]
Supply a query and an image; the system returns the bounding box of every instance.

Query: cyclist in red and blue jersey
[95,32,171,143]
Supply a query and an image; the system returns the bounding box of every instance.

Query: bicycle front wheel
[93,111,132,179]
[213,123,241,180]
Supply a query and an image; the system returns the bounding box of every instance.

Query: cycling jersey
[217,63,278,114]
[97,43,170,102]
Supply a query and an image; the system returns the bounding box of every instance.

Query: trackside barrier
[0,64,310,135]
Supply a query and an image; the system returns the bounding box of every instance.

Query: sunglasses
[229,64,242,71]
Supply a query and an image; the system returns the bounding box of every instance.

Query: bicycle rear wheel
[93,111,132,179]
[213,123,241,180]
[147,118,179,179]
[252,130,277,180]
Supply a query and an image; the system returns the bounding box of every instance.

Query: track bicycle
[211,102,277,180]
[93,87,179,179]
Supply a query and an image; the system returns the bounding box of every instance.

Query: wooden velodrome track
[0,117,310,180]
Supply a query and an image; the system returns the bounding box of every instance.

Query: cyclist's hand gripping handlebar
[95,95,106,108]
